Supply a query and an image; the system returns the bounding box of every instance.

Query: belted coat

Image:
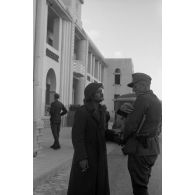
[123,90,162,156]
[67,103,110,195]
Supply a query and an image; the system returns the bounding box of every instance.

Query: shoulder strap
[136,114,146,135]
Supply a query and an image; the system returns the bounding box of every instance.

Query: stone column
[76,39,87,103]
[68,23,75,105]
[77,40,87,63]
[33,0,48,156]
[90,53,93,76]
[60,20,73,126]
[85,39,89,80]
[87,52,91,74]
[75,78,85,105]
[99,63,102,82]
[33,0,37,52]
[97,61,100,81]
[92,55,96,78]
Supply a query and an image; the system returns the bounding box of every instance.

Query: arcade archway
[45,68,56,115]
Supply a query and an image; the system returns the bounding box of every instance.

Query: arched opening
[114,68,121,85]
[45,68,56,116]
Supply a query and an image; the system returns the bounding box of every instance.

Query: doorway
[45,68,56,115]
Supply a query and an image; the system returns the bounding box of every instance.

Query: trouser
[50,123,61,146]
[128,154,158,195]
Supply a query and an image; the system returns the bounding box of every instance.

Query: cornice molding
[47,0,73,21]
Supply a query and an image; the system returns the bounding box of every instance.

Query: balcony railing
[73,60,85,77]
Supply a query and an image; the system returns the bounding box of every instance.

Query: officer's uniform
[123,73,162,195]
[50,94,67,149]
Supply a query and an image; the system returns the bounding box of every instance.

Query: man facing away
[49,93,67,150]
[122,73,162,195]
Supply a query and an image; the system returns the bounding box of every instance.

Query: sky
[81,0,162,99]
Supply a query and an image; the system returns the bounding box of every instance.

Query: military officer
[123,73,162,195]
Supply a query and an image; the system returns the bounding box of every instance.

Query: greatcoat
[67,102,110,195]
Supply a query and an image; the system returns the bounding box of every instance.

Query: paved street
[34,140,161,195]
[108,144,162,195]
[108,146,132,194]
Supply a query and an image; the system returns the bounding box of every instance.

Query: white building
[33,0,134,155]
[104,59,134,120]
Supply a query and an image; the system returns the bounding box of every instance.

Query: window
[47,7,60,50]
[114,68,121,85]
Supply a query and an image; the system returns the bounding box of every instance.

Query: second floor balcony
[73,60,85,77]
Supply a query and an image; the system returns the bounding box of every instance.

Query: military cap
[54,93,60,99]
[127,73,152,88]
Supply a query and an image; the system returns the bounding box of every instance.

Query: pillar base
[33,120,44,157]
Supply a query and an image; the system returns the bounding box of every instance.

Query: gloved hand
[120,103,134,114]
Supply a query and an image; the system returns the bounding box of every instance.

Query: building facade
[104,59,134,120]
[33,0,134,154]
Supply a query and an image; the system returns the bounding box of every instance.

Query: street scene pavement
[107,142,162,195]
[33,126,116,194]
[34,127,161,195]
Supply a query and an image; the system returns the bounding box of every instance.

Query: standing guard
[50,93,67,150]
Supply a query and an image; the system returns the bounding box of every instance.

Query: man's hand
[79,159,89,172]
[120,103,134,114]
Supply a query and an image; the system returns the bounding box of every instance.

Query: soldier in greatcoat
[122,73,162,195]
[67,83,110,195]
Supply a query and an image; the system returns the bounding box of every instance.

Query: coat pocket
[122,137,138,155]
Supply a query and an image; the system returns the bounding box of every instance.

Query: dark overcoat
[67,103,110,195]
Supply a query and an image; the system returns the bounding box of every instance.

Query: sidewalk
[33,127,73,189]
[33,126,117,191]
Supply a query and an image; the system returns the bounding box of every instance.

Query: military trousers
[50,122,61,146]
[128,154,158,195]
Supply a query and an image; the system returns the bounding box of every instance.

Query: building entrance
[45,68,56,115]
